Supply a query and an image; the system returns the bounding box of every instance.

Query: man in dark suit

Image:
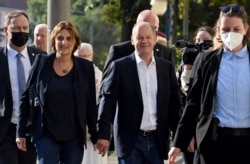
[102,9,175,76]
[95,22,181,163]
[0,10,46,164]
[100,9,176,152]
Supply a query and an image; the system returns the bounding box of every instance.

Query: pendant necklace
[62,69,68,73]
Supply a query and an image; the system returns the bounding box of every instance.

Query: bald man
[96,22,181,163]
[32,24,47,52]
[102,9,175,75]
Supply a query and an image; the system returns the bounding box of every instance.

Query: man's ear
[3,26,8,36]
[131,36,134,45]
[244,24,249,35]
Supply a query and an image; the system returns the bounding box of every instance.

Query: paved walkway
[107,153,184,164]
[37,152,184,164]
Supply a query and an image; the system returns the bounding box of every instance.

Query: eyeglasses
[220,5,242,13]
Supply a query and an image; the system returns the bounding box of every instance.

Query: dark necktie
[16,53,26,99]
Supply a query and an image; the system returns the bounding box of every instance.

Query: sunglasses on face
[220,5,242,13]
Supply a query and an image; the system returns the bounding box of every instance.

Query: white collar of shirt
[134,51,157,131]
[223,45,248,59]
[7,45,29,58]
[134,51,156,66]
[7,45,30,124]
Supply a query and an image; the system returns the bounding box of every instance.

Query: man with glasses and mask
[0,10,46,164]
[168,4,250,164]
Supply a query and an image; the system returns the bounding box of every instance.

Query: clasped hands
[168,137,195,164]
[94,139,110,157]
[17,137,110,157]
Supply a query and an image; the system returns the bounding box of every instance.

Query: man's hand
[94,139,110,157]
[168,147,181,164]
[16,138,27,151]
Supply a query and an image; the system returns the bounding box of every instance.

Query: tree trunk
[170,0,178,45]
[120,0,151,42]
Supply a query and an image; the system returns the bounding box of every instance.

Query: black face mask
[11,32,29,47]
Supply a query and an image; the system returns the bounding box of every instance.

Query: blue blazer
[98,53,181,159]
[16,53,98,144]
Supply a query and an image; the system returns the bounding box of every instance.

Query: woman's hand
[16,138,27,151]
[94,139,110,157]
[168,147,181,164]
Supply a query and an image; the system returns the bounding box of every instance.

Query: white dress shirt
[7,45,31,124]
[135,52,158,131]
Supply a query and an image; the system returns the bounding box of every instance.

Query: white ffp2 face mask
[221,32,243,51]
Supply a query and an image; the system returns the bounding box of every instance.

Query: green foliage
[27,0,47,40]
[175,48,183,68]
[103,0,122,25]
[175,0,250,42]
[72,10,120,68]
[26,0,250,69]
[27,0,47,24]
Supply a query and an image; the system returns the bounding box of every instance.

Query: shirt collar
[134,51,156,65]
[223,45,248,59]
[7,45,28,58]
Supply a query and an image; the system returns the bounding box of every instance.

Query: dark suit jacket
[0,46,46,143]
[16,54,98,144]
[98,54,181,159]
[172,47,250,163]
[103,40,175,75]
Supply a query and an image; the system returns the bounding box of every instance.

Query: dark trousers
[0,123,36,164]
[197,133,250,164]
[35,132,84,164]
[118,134,164,164]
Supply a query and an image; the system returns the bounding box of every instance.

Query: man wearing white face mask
[168,4,250,164]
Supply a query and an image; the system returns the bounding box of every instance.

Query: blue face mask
[11,32,29,47]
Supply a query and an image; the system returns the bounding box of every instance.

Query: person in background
[156,31,168,46]
[175,26,215,164]
[169,4,250,164]
[75,43,103,100]
[0,10,46,164]
[176,26,215,107]
[16,21,98,164]
[74,43,107,164]
[95,21,181,164]
[31,24,48,52]
[212,21,224,50]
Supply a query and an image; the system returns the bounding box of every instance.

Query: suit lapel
[155,58,163,98]
[211,48,223,96]
[27,47,37,64]
[0,47,12,95]
[127,54,143,105]
[153,44,161,57]
[73,57,81,109]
